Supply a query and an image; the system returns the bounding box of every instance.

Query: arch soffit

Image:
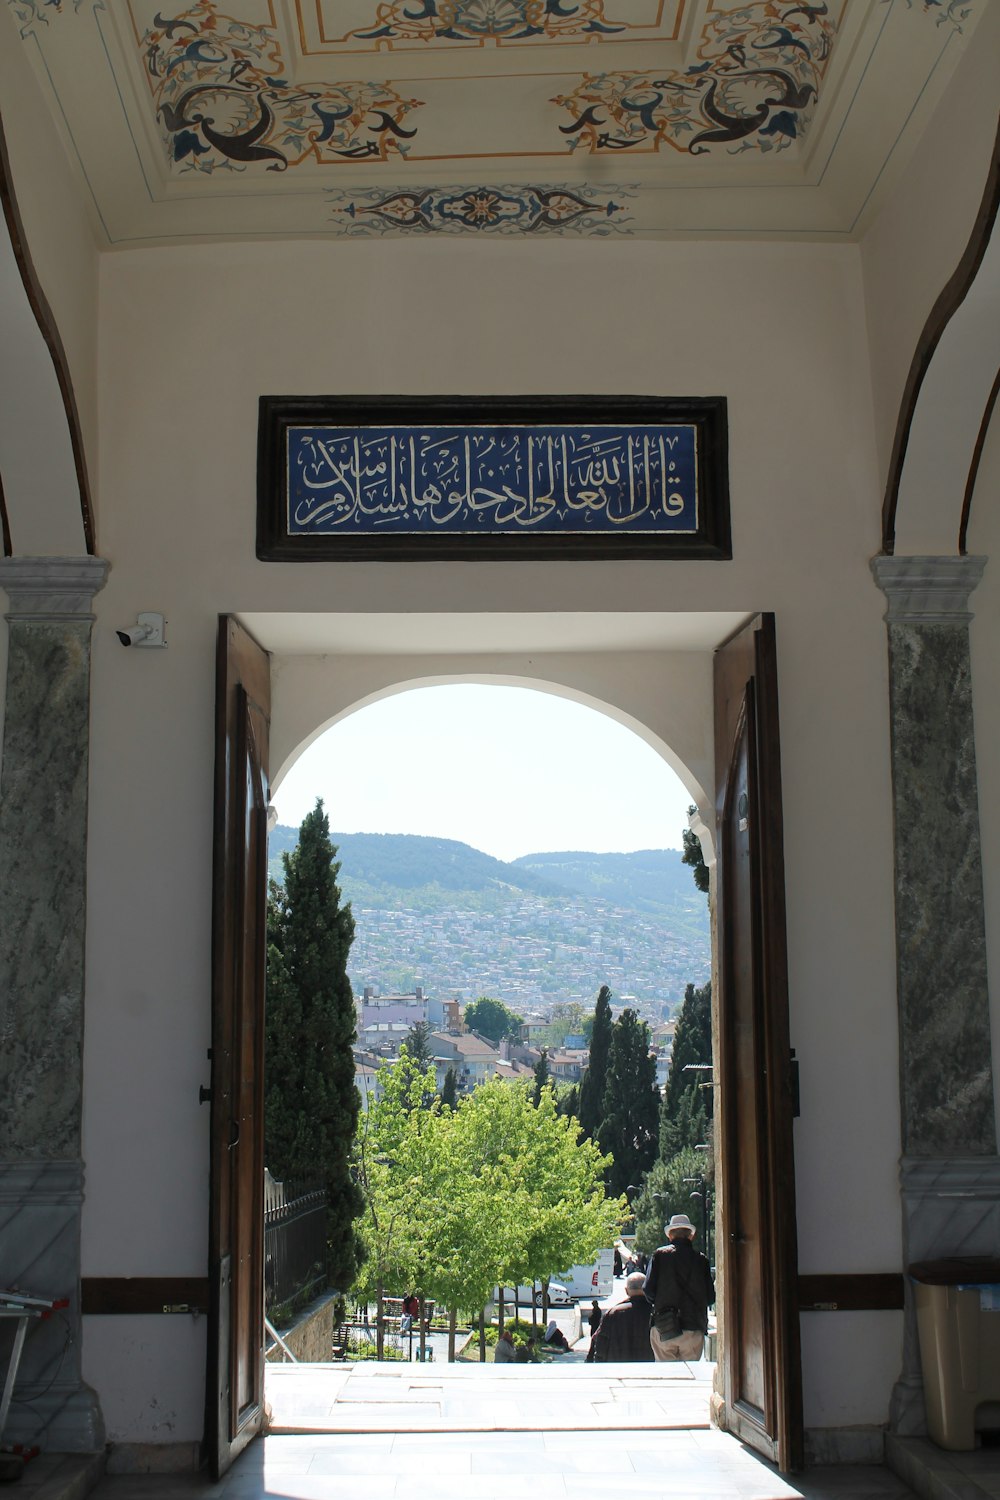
[268,669,714,853]
[0,114,92,557]
[884,115,1000,557]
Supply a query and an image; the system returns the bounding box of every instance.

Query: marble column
[872,554,999,1435]
[0,557,108,1452]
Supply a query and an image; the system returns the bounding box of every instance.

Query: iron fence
[263,1170,328,1311]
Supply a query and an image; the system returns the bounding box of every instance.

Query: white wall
[860,1,1000,535]
[267,653,716,809]
[76,229,904,1441]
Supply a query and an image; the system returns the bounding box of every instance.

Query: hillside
[268,828,710,1017]
[512,849,699,919]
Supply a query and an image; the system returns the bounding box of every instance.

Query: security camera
[116,624,153,647]
[116,612,166,648]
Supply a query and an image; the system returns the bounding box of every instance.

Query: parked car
[534,1281,574,1306]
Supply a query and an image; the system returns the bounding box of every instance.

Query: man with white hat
[643,1213,715,1362]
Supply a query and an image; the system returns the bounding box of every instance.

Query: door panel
[208,617,270,1479]
[715,614,802,1473]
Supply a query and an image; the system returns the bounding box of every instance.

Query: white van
[495,1250,616,1307]
[557,1249,615,1301]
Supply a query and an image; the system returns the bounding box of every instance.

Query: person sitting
[544,1318,570,1352]
[494,1328,516,1363]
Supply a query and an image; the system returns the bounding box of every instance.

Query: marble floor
[79,1429,920,1500]
[263,1356,715,1432]
[70,1362,923,1500]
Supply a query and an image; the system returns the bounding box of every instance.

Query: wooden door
[207,617,270,1479]
[715,614,802,1473]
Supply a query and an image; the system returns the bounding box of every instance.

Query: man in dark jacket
[589,1273,655,1362]
[643,1213,715,1362]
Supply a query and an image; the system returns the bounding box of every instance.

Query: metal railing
[263,1169,328,1312]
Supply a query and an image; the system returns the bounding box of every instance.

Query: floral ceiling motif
[341,0,629,45]
[141,2,422,171]
[139,0,838,171]
[326,182,635,235]
[553,2,839,157]
[4,0,986,240]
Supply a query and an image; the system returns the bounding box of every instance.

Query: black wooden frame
[257,394,730,562]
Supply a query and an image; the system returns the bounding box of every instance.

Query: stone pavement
[264,1357,715,1433]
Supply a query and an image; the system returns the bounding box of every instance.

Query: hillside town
[347,892,708,1015]
[353,984,678,1112]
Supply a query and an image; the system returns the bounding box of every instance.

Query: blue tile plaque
[289,423,697,537]
[258,397,729,561]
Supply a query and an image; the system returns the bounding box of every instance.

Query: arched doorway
[208,612,801,1476]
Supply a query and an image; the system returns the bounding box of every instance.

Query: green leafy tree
[598,1008,659,1202]
[353,1047,440,1355]
[355,1072,624,1359]
[457,1082,625,1323]
[265,800,363,1289]
[578,985,613,1142]
[682,805,710,896]
[531,1048,551,1106]
[463,996,524,1045]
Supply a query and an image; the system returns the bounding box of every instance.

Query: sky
[272,684,694,863]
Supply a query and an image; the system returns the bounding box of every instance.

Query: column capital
[871,554,986,624]
[0,557,110,619]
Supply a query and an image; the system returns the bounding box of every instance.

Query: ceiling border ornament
[325,182,636,235]
[9,0,88,32]
[141,2,422,172]
[340,0,628,46]
[894,0,977,33]
[553,1,840,157]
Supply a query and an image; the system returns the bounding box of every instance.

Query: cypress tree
[440,1065,459,1109]
[556,1083,580,1120]
[531,1047,551,1106]
[578,985,613,1141]
[662,979,712,1145]
[406,1019,433,1066]
[598,1008,659,1201]
[265,799,363,1290]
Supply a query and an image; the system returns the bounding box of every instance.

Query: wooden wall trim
[798,1273,904,1312]
[881,115,1000,556]
[0,470,11,557]
[0,112,96,556]
[81,1278,209,1315]
[958,366,1000,555]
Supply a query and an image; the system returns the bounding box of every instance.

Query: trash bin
[909,1257,1000,1451]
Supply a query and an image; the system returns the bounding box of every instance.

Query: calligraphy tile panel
[288,423,698,538]
[257,396,730,561]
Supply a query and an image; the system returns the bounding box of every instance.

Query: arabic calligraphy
[288,423,698,535]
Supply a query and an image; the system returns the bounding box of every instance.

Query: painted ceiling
[4,0,987,242]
